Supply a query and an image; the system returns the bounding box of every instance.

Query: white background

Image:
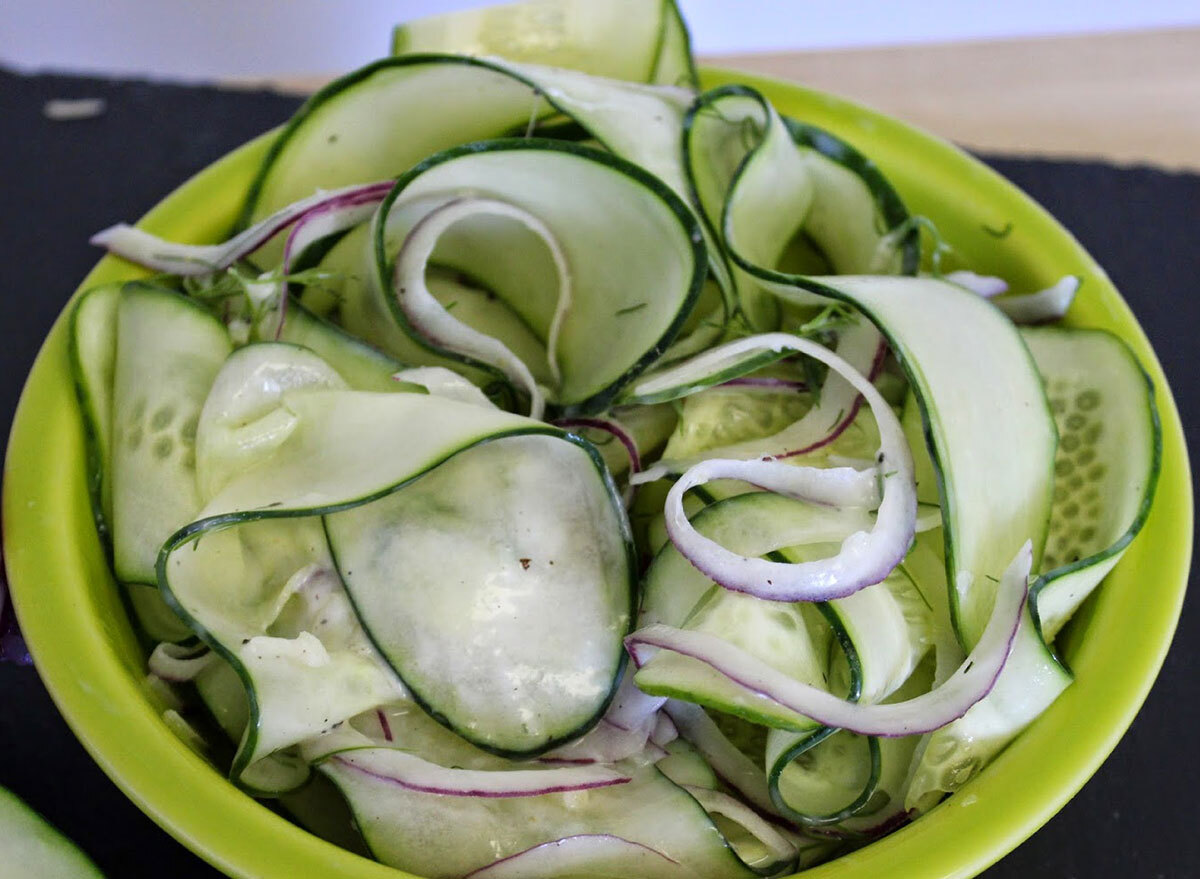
[3,0,1199,82]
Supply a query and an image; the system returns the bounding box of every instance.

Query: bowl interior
[2,68,1192,879]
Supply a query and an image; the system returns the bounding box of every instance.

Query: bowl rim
[3,65,1193,879]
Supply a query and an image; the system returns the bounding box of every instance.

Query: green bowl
[2,67,1192,879]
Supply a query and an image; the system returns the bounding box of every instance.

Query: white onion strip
[90,181,394,274]
[538,719,665,765]
[464,835,687,879]
[392,196,571,421]
[994,276,1079,324]
[328,748,629,798]
[661,335,914,602]
[682,786,798,865]
[148,642,215,683]
[627,542,1032,738]
[945,270,1008,298]
[665,701,777,816]
[650,711,679,748]
[540,671,663,764]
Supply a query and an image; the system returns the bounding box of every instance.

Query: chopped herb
[443,300,458,312]
[981,221,1014,239]
[616,302,647,316]
[985,574,1000,583]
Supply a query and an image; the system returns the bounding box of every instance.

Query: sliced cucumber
[711,99,1056,648]
[276,299,416,393]
[1021,327,1161,640]
[657,738,721,789]
[110,283,231,584]
[326,433,633,756]
[753,277,1056,649]
[904,613,1071,809]
[391,0,694,88]
[162,346,633,775]
[652,0,698,89]
[0,785,105,878]
[317,755,755,879]
[769,658,932,832]
[372,139,705,413]
[767,727,876,826]
[193,656,313,795]
[682,86,917,329]
[636,493,884,731]
[240,55,694,230]
[69,283,121,548]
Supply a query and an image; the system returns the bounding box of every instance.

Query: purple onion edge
[274,184,393,339]
[624,587,1024,739]
[333,756,631,799]
[554,418,642,473]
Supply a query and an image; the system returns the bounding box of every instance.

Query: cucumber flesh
[275,299,416,393]
[242,56,693,229]
[164,346,634,773]
[682,88,916,329]
[326,433,632,756]
[904,613,1070,810]
[110,283,232,584]
[391,0,686,87]
[763,277,1057,649]
[69,283,122,546]
[0,785,105,878]
[1021,327,1161,640]
[373,140,705,413]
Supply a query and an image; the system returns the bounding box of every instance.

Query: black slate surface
[0,68,1196,878]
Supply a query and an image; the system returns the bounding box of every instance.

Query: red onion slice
[719,376,809,391]
[270,185,394,338]
[626,542,1032,737]
[464,835,687,879]
[327,748,629,798]
[90,181,393,275]
[661,335,914,602]
[665,701,777,816]
[392,196,572,421]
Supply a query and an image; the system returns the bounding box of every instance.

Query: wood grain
[710,28,1200,171]
[230,27,1200,171]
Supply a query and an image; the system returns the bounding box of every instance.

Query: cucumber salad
[75,1,1160,876]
